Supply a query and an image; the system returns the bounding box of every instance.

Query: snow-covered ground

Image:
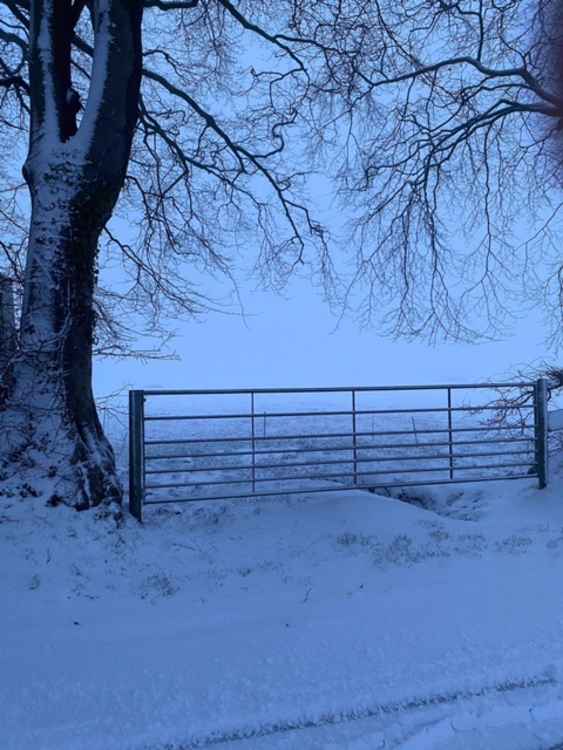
[3,417,563,749]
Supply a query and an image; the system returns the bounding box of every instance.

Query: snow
[35,0,61,152]
[74,0,112,154]
[550,409,563,431]
[25,0,113,178]
[2,422,563,749]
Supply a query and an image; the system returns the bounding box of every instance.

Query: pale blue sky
[93,273,549,396]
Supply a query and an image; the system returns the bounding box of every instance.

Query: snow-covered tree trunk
[0,0,143,509]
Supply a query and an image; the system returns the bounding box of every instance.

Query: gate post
[129,390,145,521]
[534,377,549,489]
[251,391,256,493]
[447,387,454,480]
[352,390,358,484]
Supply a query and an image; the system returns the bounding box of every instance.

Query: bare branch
[143,0,198,9]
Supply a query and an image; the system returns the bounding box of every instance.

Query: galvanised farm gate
[128,380,549,522]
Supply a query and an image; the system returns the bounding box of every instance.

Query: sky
[93,273,550,397]
[92,173,554,400]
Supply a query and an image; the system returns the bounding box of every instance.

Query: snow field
[2,395,563,749]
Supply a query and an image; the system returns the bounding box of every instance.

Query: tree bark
[0,0,143,509]
[0,274,16,405]
[0,275,15,370]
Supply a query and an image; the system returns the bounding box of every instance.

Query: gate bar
[144,436,535,461]
[143,404,533,421]
[145,461,534,490]
[144,424,535,446]
[142,382,534,396]
[143,474,537,505]
[143,449,534,475]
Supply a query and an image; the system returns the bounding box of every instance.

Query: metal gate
[128,380,549,522]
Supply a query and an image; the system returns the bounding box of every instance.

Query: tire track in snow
[153,671,558,748]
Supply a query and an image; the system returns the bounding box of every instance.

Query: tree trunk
[0,0,143,509]
[2,170,122,508]
[0,275,15,370]
[0,275,16,404]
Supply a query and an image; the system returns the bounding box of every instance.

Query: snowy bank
[2,457,563,748]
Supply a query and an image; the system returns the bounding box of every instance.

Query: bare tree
[302,0,563,346]
[0,0,350,508]
[3,0,562,508]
